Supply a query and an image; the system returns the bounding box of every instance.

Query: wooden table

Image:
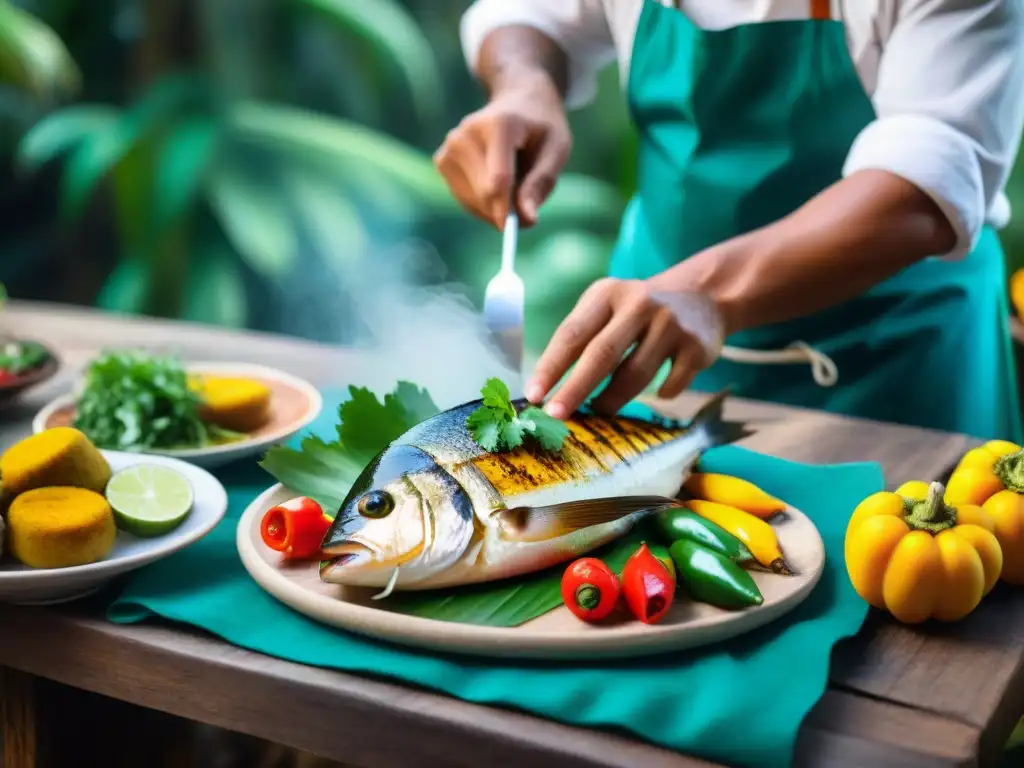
[1,300,1021,768]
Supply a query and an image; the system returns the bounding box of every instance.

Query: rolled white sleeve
[843,0,1024,259]
[459,0,616,109]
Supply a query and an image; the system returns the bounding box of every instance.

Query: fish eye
[357,490,394,519]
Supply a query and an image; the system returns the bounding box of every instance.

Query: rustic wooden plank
[830,586,1024,766]
[0,607,991,768]
[0,607,712,768]
[797,691,979,768]
[0,667,37,768]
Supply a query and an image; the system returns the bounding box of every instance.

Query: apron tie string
[719,342,839,387]
[650,291,839,389]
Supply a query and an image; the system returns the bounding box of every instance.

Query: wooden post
[0,666,38,768]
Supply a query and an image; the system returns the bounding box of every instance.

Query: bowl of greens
[32,350,322,468]
[0,339,59,409]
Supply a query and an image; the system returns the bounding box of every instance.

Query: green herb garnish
[0,340,50,375]
[465,377,568,452]
[73,350,230,451]
[259,381,439,512]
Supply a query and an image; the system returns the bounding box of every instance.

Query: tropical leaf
[383,526,651,627]
[152,116,220,231]
[95,256,149,314]
[184,233,248,327]
[60,124,136,219]
[16,104,117,170]
[0,0,79,102]
[207,158,297,278]
[229,101,452,209]
[58,75,211,220]
[279,163,367,270]
[295,0,443,126]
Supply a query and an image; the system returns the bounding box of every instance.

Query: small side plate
[0,450,227,604]
[32,362,323,469]
[0,343,59,411]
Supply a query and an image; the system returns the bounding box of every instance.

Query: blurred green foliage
[0,0,1022,353]
[0,0,632,353]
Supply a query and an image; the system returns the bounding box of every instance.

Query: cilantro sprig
[73,350,216,451]
[465,378,569,453]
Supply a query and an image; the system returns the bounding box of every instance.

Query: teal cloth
[108,389,881,768]
[611,3,1022,442]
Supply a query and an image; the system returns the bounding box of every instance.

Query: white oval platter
[238,482,826,660]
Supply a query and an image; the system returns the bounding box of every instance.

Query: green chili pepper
[655,507,754,564]
[670,539,764,610]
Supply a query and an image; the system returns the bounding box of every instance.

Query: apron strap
[649,291,839,388]
[720,342,839,387]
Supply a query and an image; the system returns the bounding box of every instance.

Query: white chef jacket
[460,0,1024,260]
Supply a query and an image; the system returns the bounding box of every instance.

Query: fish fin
[495,495,678,542]
[689,388,754,449]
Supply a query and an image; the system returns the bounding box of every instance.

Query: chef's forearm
[654,170,958,335]
[477,27,569,99]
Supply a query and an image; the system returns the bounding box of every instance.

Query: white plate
[0,451,227,604]
[238,483,826,660]
[33,362,323,468]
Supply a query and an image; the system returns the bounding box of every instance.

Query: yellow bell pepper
[944,440,1021,507]
[845,482,1003,623]
[981,490,1024,585]
[943,443,1024,584]
[1010,267,1024,321]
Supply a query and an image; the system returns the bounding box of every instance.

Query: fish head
[319,443,475,589]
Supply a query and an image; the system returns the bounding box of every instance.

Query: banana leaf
[383,525,652,627]
[152,115,220,232]
[280,162,368,271]
[16,104,117,170]
[56,75,211,219]
[184,230,248,327]
[229,101,626,226]
[296,0,443,127]
[230,100,453,209]
[0,0,79,102]
[207,157,298,278]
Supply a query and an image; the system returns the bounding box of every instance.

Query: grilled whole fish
[319,390,751,593]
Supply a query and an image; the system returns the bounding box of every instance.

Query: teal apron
[609,0,1023,443]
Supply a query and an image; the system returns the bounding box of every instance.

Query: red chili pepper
[621,543,676,625]
[0,370,16,385]
[561,557,621,622]
[260,496,331,560]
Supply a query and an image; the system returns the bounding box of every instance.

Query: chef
[434,0,1024,441]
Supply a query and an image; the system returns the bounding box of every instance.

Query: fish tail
[689,388,753,450]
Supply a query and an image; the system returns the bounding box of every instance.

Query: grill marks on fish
[465,415,684,497]
[321,388,752,591]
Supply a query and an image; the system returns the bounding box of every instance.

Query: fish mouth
[320,541,377,571]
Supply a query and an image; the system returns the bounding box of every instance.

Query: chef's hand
[434,72,571,229]
[525,279,727,418]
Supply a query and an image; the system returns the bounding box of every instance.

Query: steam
[344,238,519,409]
[278,229,519,411]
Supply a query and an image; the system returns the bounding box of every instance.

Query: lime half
[106,464,194,537]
